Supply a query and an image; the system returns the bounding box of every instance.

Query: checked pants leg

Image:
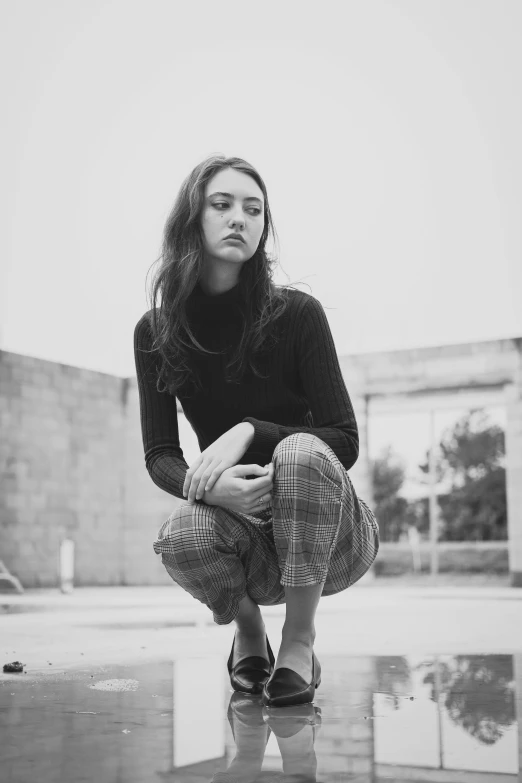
[153,432,379,625]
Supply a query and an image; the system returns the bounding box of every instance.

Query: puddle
[0,653,520,781]
[372,655,519,777]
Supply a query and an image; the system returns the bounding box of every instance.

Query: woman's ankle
[281,624,316,646]
[234,596,265,636]
[235,621,266,637]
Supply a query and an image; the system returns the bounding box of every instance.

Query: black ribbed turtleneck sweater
[134,281,359,500]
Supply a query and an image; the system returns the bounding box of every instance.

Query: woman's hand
[202,464,274,515]
[183,422,256,503]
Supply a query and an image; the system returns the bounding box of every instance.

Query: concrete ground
[1,581,522,782]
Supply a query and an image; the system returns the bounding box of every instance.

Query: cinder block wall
[0,350,188,587]
[0,350,127,586]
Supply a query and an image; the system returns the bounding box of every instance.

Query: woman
[134,154,379,708]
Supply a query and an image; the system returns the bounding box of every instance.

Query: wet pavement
[1,586,522,782]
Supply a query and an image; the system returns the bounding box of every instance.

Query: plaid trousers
[153,432,380,625]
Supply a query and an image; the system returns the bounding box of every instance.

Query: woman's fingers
[182,459,202,499]
[247,464,274,512]
[193,473,209,502]
[253,490,272,505]
[247,492,272,514]
[184,468,201,502]
[246,473,273,492]
[241,465,274,507]
[196,460,226,498]
[229,464,269,478]
[185,458,223,502]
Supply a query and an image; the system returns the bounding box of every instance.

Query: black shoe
[227,633,275,695]
[261,652,321,707]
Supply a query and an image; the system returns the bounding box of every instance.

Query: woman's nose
[229,208,245,229]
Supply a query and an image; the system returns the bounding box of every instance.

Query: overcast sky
[1,0,520,378]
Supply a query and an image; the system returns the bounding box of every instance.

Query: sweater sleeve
[134,313,189,499]
[242,296,359,470]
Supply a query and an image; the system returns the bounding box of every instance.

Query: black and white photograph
[1,1,521,781]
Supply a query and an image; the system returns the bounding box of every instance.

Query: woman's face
[200,167,265,270]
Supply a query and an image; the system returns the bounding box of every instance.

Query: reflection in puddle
[171,653,520,780]
[172,656,225,767]
[0,653,520,781]
[374,655,518,777]
[216,695,321,782]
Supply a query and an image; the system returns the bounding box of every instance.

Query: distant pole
[429,409,439,577]
[408,526,421,573]
[59,539,74,594]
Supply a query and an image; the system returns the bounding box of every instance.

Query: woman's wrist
[239,421,255,446]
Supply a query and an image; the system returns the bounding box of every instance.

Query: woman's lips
[224,235,245,243]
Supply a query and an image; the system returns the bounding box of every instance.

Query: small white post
[59,539,75,594]
[429,409,439,578]
[408,525,421,573]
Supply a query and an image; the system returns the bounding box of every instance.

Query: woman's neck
[198,263,241,296]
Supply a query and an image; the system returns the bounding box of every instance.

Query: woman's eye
[212,202,261,216]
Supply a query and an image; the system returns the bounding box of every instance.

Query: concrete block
[20,384,43,400]
[5,494,27,510]
[351,756,373,774]
[317,755,345,772]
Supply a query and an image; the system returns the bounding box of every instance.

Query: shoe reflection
[212,693,321,782]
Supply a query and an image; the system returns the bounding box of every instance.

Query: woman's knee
[156,501,218,550]
[271,433,345,494]
[272,432,329,464]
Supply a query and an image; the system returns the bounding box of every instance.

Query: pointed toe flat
[227,634,275,695]
[261,653,321,707]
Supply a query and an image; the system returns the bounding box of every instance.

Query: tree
[371,446,409,542]
[418,409,507,541]
[420,655,515,746]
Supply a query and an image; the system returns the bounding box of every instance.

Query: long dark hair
[146,154,297,396]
